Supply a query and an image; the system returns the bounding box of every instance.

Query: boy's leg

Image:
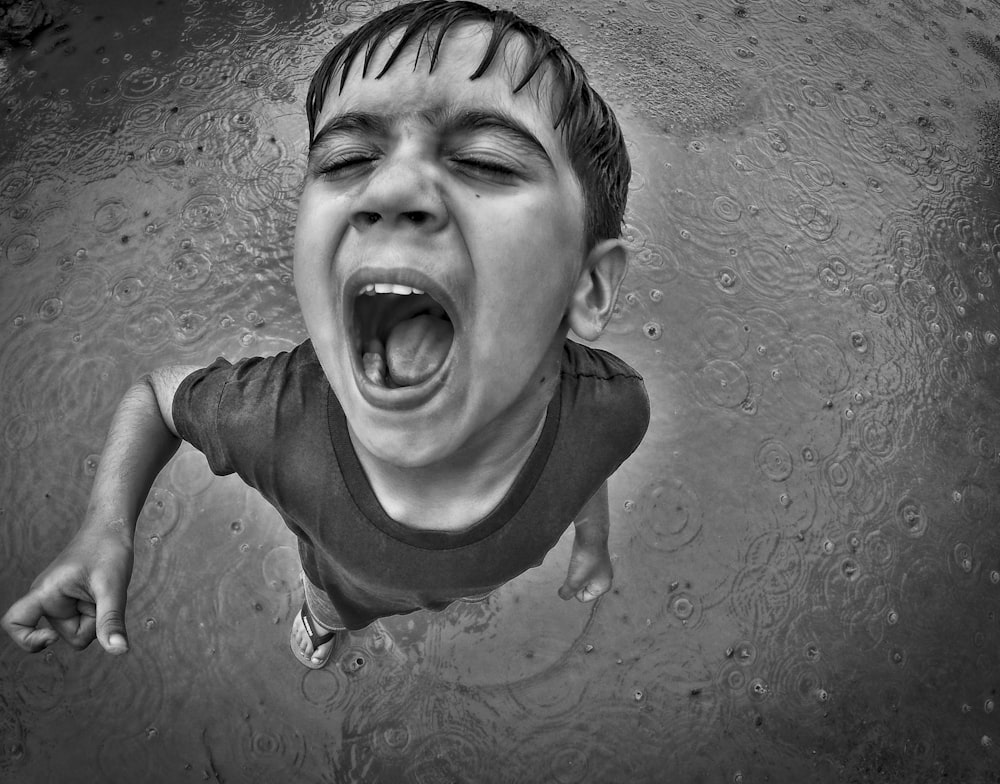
[290,572,347,667]
[300,572,347,631]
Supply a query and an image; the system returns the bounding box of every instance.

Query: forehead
[316,22,559,133]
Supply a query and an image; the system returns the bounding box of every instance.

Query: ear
[566,239,628,341]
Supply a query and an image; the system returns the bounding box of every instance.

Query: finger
[2,597,58,652]
[48,611,97,651]
[18,626,61,652]
[92,577,129,655]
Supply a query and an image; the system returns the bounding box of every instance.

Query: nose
[348,150,448,234]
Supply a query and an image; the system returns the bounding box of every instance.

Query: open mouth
[351,281,456,391]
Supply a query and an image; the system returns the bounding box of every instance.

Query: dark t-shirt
[173,339,648,629]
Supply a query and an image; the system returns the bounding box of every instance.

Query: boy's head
[305,0,631,250]
[293,0,632,468]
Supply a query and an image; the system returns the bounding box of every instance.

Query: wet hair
[305,0,630,249]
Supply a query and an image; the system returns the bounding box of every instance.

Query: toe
[311,637,333,663]
[292,614,315,657]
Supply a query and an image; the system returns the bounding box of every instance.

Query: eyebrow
[308,106,555,169]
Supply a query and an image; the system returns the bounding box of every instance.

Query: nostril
[360,212,380,225]
[403,211,427,224]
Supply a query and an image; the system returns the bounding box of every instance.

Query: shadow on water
[1,0,1000,781]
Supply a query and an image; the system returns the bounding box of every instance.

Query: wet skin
[289,24,626,661]
[1,23,623,664]
[293,23,625,531]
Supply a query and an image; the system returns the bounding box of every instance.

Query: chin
[359,424,462,469]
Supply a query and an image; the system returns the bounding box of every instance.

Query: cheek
[293,193,344,285]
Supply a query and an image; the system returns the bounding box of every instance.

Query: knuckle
[99,609,125,630]
[68,636,91,651]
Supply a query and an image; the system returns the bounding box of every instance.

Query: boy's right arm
[1,365,201,655]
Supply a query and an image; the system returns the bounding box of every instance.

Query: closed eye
[450,156,519,183]
[310,154,379,180]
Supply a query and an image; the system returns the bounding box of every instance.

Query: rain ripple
[82,74,119,106]
[162,245,214,292]
[93,198,130,233]
[121,296,178,354]
[402,718,497,783]
[819,448,892,527]
[816,254,853,296]
[120,522,176,625]
[181,193,229,231]
[694,359,751,409]
[174,52,241,94]
[67,130,128,182]
[118,66,170,102]
[505,661,590,720]
[3,413,38,451]
[123,102,166,132]
[792,333,851,397]
[111,275,146,307]
[299,666,353,714]
[4,232,39,266]
[949,540,982,592]
[819,555,891,647]
[58,641,165,733]
[729,533,804,632]
[201,711,307,781]
[629,476,703,552]
[143,137,187,179]
[855,398,913,462]
[518,697,670,782]
[138,487,184,539]
[698,306,750,359]
[772,646,832,714]
[33,294,64,323]
[760,173,839,243]
[735,243,813,300]
[14,650,67,713]
[0,696,27,774]
[755,438,794,482]
[57,263,111,321]
[621,212,682,281]
[232,158,302,218]
[0,169,34,211]
[54,353,130,430]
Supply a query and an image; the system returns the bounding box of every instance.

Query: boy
[2,0,648,669]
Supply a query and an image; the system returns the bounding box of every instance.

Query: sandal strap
[300,601,336,647]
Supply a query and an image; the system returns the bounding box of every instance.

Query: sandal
[289,600,340,670]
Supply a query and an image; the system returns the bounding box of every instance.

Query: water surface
[2,0,1000,781]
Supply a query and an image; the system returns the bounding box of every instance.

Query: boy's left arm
[558,481,613,602]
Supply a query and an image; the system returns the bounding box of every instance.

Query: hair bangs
[305,0,631,247]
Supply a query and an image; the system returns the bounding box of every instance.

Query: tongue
[385,314,453,387]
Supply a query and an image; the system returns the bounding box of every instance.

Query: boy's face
[294,23,587,467]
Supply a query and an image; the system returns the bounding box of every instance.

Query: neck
[350,348,562,531]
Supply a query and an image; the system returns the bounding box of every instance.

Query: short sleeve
[171,356,239,476]
[561,341,650,478]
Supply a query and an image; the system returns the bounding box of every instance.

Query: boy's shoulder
[200,340,323,387]
[560,339,645,383]
[175,340,325,426]
[558,339,648,442]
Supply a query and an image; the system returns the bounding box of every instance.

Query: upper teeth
[360,283,426,296]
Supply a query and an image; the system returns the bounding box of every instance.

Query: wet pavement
[1,0,1000,781]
